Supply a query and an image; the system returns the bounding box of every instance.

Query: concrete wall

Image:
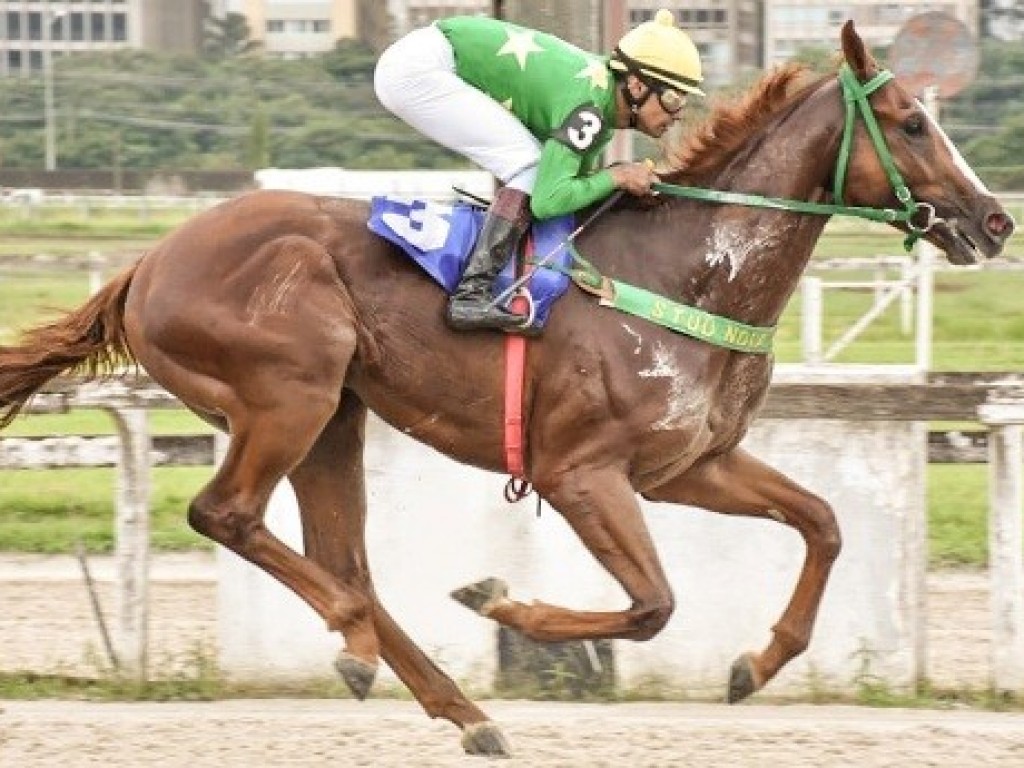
[217,410,927,698]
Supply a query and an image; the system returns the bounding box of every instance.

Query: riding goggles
[650,81,687,114]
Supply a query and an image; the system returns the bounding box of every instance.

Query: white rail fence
[5,372,1024,693]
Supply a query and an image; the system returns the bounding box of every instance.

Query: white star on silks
[575,58,609,90]
[497,29,544,70]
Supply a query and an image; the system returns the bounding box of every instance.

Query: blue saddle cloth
[367,195,574,330]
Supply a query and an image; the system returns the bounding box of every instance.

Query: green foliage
[247,109,271,169]
[1,35,1020,184]
[203,12,262,61]
[942,40,1024,187]
[790,44,840,74]
[0,42,457,172]
[321,38,379,79]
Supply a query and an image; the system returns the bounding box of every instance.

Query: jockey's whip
[487,187,625,310]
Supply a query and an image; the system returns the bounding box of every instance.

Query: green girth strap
[599,280,775,354]
[545,252,777,354]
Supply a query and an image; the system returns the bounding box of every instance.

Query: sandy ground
[0,554,1015,766]
[5,698,1024,767]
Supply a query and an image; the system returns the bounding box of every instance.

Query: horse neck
[601,80,845,328]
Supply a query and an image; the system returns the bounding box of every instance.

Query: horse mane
[659,62,831,186]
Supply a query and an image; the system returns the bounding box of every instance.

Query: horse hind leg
[290,394,511,756]
[161,245,381,692]
[644,446,842,703]
[187,387,381,690]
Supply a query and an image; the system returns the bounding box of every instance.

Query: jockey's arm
[530,138,616,220]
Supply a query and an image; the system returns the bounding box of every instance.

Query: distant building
[629,1,763,89]
[390,0,489,32]
[236,0,357,58]
[0,0,206,76]
[762,1,978,67]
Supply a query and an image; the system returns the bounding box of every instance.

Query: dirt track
[5,698,1024,767]
[1,554,1018,766]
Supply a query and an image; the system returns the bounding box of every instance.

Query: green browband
[550,254,776,355]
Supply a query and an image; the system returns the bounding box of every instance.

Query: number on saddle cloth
[366,195,574,330]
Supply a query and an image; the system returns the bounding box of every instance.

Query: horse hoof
[461,721,512,757]
[451,577,508,616]
[334,651,377,701]
[727,652,760,704]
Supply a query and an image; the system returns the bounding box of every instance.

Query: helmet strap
[620,73,653,129]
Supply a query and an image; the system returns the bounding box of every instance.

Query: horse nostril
[986,211,1015,239]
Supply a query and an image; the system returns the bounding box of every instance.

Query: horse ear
[840,20,877,80]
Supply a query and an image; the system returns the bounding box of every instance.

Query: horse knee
[631,597,675,641]
[187,493,260,548]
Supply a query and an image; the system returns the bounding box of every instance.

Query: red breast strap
[504,322,527,478]
[503,237,531,498]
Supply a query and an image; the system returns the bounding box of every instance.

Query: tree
[247,110,271,170]
[357,0,393,55]
[321,39,378,80]
[203,12,261,61]
[982,0,1024,41]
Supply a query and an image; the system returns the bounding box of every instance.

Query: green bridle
[651,64,938,251]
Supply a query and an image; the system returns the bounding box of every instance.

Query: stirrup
[505,288,536,331]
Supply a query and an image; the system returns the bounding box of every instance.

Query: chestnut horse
[0,23,1014,756]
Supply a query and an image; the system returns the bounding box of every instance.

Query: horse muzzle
[926,199,1016,266]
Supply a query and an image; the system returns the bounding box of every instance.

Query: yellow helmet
[610,9,705,96]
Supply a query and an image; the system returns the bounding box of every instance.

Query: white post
[88,251,103,296]
[109,407,151,680]
[978,400,1024,694]
[801,276,823,363]
[873,265,886,311]
[900,257,914,335]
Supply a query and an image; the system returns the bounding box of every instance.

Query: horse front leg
[644,446,842,702]
[454,468,676,642]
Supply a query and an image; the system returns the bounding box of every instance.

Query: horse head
[837,21,1015,265]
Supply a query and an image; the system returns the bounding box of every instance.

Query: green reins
[650,64,935,252]
[562,65,935,354]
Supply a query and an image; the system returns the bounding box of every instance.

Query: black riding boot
[446,187,530,332]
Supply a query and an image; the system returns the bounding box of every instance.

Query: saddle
[367,195,575,333]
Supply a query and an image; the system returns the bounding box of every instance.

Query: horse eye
[904,114,926,137]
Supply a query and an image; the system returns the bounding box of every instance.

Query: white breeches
[374,24,540,192]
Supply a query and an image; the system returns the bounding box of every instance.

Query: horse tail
[0,260,140,429]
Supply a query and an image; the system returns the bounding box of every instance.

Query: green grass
[0,204,209,240]
[928,464,990,567]
[0,274,93,340]
[1,409,212,437]
[0,236,156,257]
[0,467,212,553]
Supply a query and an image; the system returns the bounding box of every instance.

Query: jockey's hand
[609,160,659,197]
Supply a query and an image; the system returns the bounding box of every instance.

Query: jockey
[374,9,705,332]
